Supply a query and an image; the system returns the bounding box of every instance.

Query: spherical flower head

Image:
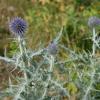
[47,41,58,55]
[9,17,28,38]
[88,16,100,28]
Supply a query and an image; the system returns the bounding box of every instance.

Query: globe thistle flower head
[88,16,100,28]
[47,41,58,55]
[9,17,28,38]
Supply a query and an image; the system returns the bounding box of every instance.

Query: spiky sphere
[47,41,58,55]
[88,16,100,28]
[9,17,28,37]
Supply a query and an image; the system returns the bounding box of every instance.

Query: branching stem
[41,55,54,100]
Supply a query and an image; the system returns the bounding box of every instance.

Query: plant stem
[18,36,27,82]
[83,62,95,100]
[41,55,54,100]
[92,28,96,56]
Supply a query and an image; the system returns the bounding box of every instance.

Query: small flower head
[88,16,100,28]
[47,41,58,55]
[9,17,28,37]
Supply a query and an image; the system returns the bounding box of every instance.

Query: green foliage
[24,0,99,52]
[8,42,18,57]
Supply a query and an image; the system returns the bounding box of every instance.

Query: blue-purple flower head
[47,41,58,55]
[9,17,28,38]
[88,16,100,28]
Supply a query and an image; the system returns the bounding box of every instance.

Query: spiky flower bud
[47,41,58,55]
[88,16,100,28]
[9,17,28,38]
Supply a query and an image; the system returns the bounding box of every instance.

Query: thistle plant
[9,17,28,38]
[0,16,100,100]
[88,16,100,56]
[81,16,100,100]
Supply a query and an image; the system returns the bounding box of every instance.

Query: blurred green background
[0,0,100,56]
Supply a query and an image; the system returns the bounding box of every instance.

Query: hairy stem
[92,28,96,56]
[41,55,54,100]
[18,36,28,82]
